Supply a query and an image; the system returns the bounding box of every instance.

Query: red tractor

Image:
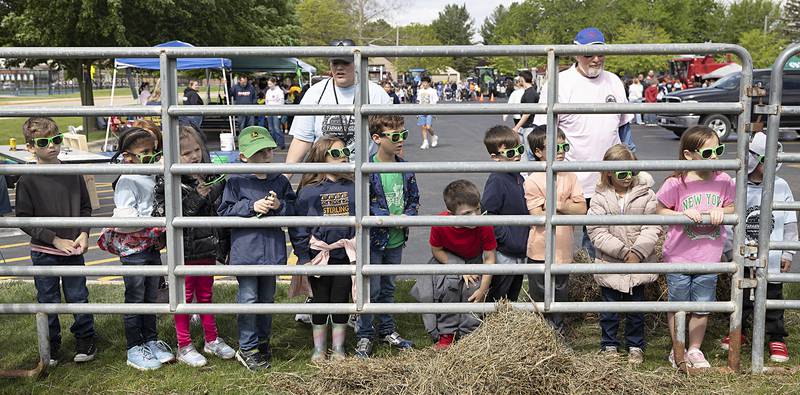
[669,55,734,89]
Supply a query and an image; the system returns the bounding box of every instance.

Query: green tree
[719,0,782,44]
[603,23,674,77]
[1,0,298,132]
[783,0,800,41]
[738,29,789,68]
[394,24,451,74]
[480,4,509,45]
[431,4,476,74]
[297,0,352,46]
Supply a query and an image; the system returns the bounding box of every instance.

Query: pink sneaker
[685,348,711,368]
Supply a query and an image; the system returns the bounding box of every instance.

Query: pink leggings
[174,274,218,348]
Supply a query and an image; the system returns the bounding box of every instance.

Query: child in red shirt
[427,180,497,349]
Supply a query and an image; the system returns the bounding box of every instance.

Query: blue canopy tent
[105,40,234,150]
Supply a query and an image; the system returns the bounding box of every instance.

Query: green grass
[0,90,115,103]
[0,281,799,393]
[0,117,109,144]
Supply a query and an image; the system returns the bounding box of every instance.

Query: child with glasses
[152,125,234,367]
[354,115,419,358]
[720,132,796,363]
[16,117,96,367]
[424,180,497,350]
[290,136,357,361]
[109,127,175,370]
[587,144,661,364]
[480,125,528,302]
[524,126,586,335]
[656,125,735,369]
[217,126,295,371]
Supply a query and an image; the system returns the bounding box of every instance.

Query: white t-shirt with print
[534,66,634,197]
[290,78,391,150]
[744,177,797,276]
[416,87,439,105]
[265,87,284,106]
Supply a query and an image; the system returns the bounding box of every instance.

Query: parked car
[656,69,800,140]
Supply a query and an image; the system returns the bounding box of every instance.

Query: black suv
[656,69,800,140]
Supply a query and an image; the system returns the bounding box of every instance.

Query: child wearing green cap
[217,126,296,371]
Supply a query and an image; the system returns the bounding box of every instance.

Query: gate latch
[754,104,779,115]
[745,122,764,133]
[738,278,758,289]
[746,85,767,97]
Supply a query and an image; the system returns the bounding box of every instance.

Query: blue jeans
[32,252,95,349]
[256,115,266,127]
[236,275,276,351]
[356,246,403,339]
[599,285,646,349]
[237,115,254,133]
[120,249,161,349]
[666,273,718,316]
[582,198,596,260]
[267,115,285,149]
[618,123,635,153]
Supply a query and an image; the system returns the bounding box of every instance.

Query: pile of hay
[306,306,686,394]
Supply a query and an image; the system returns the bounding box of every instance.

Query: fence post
[354,50,370,311]
[160,51,185,312]
[543,49,558,312]
[726,47,754,372]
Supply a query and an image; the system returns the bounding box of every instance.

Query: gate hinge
[745,122,764,133]
[754,104,779,115]
[746,85,767,97]
[738,278,758,289]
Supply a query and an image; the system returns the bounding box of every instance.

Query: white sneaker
[685,348,711,368]
[294,313,312,325]
[431,135,439,148]
[177,344,207,367]
[204,338,235,360]
[420,140,430,150]
[190,314,201,327]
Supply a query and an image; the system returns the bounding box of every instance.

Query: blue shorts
[417,115,433,126]
[666,273,718,315]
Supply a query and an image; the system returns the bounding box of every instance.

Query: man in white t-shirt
[287,39,392,165]
[416,76,439,150]
[533,27,633,258]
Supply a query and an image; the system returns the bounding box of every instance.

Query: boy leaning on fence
[354,115,419,358]
[411,179,497,350]
[721,132,797,363]
[15,117,96,366]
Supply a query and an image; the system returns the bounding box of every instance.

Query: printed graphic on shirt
[419,90,433,105]
[320,115,355,146]
[321,191,350,216]
[237,91,251,97]
[385,183,404,208]
[681,192,724,240]
[744,205,775,242]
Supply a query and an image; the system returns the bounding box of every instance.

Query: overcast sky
[386,0,518,42]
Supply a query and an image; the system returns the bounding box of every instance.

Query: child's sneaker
[769,341,789,363]
[431,135,439,148]
[685,348,711,368]
[74,336,97,363]
[354,338,373,359]
[145,340,175,364]
[668,348,687,368]
[628,347,644,365]
[294,314,312,324]
[600,345,618,357]
[126,345,161,371]
[433,334,454,350]
[190,314,201,327]
[177,344,207,367]
[381,332,414,350]
[420,140,430,150]
[48,345,61,367]
[236,348,269,371]
[330,345,346,361]
[347,314,358,329]
[720,334,746,351]
[204,338,235,360]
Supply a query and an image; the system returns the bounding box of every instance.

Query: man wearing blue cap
[533,27,634,259]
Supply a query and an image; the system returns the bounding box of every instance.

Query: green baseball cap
[238,126,277,158]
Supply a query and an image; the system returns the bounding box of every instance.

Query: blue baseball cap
[574,28,605,45]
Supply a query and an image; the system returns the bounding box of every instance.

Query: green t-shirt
[374,155,405,248]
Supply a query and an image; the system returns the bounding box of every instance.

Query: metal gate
[0,43,756,375]
[750,44,800,374]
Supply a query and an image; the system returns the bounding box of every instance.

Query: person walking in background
[627,78,644,125]
[417,76,439,150]
[231,76,257,134]
[265,77,286,150]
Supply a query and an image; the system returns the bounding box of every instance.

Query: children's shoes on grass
[204,338,235,360]
[433,334,454,350]
[769,341,789,363]
[382,332,414,350]
[628,347,644,365]
[177,344,207,367]
[127,345,161,371]
[145,340,175,364]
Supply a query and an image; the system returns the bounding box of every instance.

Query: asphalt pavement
[2,100,800,282]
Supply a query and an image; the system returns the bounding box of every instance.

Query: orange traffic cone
[490,93,495,102]
[479,95,484,102]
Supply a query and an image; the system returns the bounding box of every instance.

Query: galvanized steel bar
[772,202,800,211]
[765,300,800,309]
[552,159,740,172]
[354,50,369,312]
[360,215,545,227]
[750,43,798,374]
[778,105,800,114]
[0,304,171,314]
[0,217,163,228]
[769,241,800,250]
[161,52,184,313]
[543,49,558,312]
[0,266,167,276]
[362,262,736,276]
[0,164,161,176]
[175,265,355,277]
[170,163,354,175]
[173,216,354,228]
[765,273,800,283]
[357,102,741,116]
[0,106,159,117]
[777,152,800,163]
[168,104,354,116]
[362,161,547,174]
[727,46,753,372]
[550,214,737,226]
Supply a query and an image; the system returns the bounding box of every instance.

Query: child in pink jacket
[587,144,661,365]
